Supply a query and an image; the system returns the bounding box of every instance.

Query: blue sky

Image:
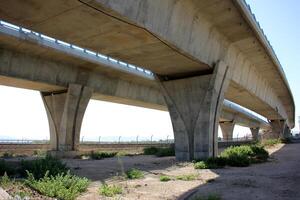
[0,1,298,141]
[246,0,300,130]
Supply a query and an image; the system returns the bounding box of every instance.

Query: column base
[47,150,79,159]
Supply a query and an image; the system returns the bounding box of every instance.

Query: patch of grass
[155,147,175,157]
[99,184,122,197]
[33,150,47,157]
[194,145,269,169]
[176,174,197,181]
[125,168,144,179]
[1,152,14,158]
[89,151,118,160]
[260,139,281,147]
[25,171,89,200]
[143,146,175,157]
[160,175,171,182]
[143,146,159,155]
[192,194,221,200]
[20,155,69,179]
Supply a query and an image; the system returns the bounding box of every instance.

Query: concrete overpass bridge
[0,0,294,161]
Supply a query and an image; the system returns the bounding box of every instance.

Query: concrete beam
[250,127,260,141]
[41,84,92,157]
[220,121,235,140]
[157,61,230,161]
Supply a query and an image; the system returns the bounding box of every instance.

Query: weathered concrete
[0,0,295,160]
[250,127,260,141]
[157,61,230,161]
[220,121,235,140]
[269,120,286,139]
[41,84,92,155]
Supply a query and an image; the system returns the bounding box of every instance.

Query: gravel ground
[62,143,300,200]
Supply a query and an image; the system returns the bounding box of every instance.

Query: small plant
[160,175,171,182]
[25,171,89,200]
[99,184,122,197]
[194,161,209,169]
[20,155,69,179]
[1,152,14,158]
[0,172,12,187]
[176,174,197,181]
[125,168,144,179]
[89,151,118,160]
[143,146,159,155]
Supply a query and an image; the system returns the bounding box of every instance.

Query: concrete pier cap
[156,60,231,161]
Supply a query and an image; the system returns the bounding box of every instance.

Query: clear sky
[0,0,298,141]
[246,0,300,131]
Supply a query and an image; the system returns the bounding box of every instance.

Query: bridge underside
[0,0,294,160]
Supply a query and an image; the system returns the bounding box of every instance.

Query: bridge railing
[0,20,154,79]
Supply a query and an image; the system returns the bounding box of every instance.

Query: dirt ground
[62,143,300,200]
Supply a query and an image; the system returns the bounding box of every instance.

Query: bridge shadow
[65,154,177,181]
[177,142,300,200]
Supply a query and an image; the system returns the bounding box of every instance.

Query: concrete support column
[41,84,93,157]
[250,127,260,141]
[220,122,235,141]
[157,61,230,161]
[270,120,285,139]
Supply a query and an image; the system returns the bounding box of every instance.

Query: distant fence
[0,138,253,155]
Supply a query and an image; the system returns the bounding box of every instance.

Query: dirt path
[68,143,300,199]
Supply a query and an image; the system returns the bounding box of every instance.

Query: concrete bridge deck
[0,0,294,161]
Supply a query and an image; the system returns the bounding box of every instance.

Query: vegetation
[0,172,11,187]
[160,175,171,182]
[125,168,144,179]
[25,171,89,200]
[0,159,16,176]
[143,146,159,155]
[99,184,122,197]
[20,155,69,179]
[156,147,175,157]
[143,146,175,157]
[176,174,197,181]
[260,139,282,147]
[89,151,118,160]
[1,152,14,158]
[194,144,269,169]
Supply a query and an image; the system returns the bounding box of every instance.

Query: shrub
[220,145,253,167]
[125,168,144,179]
[194,161,209,169]
[89,151,117,160]
[20,155,69,179]
[0,159,15,176]
[160,175,171,182]
[143,146,159,155]
[194,157,226,169]
[99,184,122,197]
[155,147,175,157]
[25,171,89,200]
[176,174,197,181]
[249,145,269,163]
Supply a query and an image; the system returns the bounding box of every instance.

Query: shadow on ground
[177,142,300,200]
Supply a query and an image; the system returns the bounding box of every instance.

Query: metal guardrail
[0,20,154,80]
